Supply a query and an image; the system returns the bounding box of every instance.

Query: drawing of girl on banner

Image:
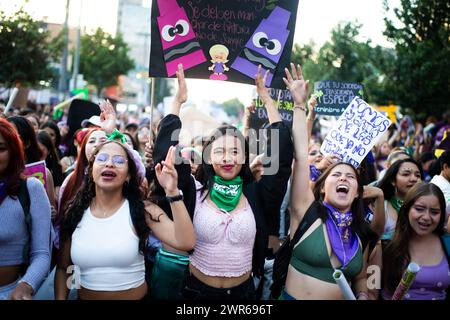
[208,44,230,81]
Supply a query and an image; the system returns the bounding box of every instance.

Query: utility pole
[58,0,70,100]
[71,0,83,90]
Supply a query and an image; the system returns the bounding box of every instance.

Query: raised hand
[283,63,310,106]
[99,99,116,134]
[155,146,179,195]
[255,65,271,102]
[245,100,256,115]
[363,185,384,200]
[316,154,341,171]
[255,65,280,123]
[250,153,265,181]
[144,142,154,169]
[175,64,187,105]
[308,94,317,117]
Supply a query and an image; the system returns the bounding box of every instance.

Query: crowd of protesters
[0,63,449,300]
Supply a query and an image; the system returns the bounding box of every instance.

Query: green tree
[383,0,449,116]
[291,22,396,105]
[79,28,135,94]
[155,78,172,107]
[220,98,244,118]
[0,9,54,89]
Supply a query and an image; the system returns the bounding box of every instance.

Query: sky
[0,0,401,105]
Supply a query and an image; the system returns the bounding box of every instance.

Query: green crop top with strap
[289,204,363,284]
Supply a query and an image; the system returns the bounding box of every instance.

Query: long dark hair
[123,132,139,151]
[0,118,25,202]
[59,128,99,217]
[40,121,61,149]
[37,130,64,187]
[7,116,43,163]
[61,140,150,254]
[313,162,367,239]
[195,125,254,200]
[383,182,446,294]
[377,158,424,201]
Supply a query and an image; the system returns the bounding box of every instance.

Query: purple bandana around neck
[0,180,7,204]
[323,201,359,268]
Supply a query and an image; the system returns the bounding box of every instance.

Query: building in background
[116,0,152,107]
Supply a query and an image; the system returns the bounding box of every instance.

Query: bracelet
[356,291,369,299]
[294,104,307,112]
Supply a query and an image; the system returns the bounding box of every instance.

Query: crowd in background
[0,63,449,300]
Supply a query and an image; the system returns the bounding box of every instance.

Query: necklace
[92,199,123,218]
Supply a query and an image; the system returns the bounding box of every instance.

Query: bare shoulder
[144,201,165,222]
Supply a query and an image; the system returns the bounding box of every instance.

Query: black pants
[180,272,256,300]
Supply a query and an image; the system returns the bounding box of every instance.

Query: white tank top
[71,199,145,291]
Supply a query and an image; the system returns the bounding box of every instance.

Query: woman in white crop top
[55,140,195,300]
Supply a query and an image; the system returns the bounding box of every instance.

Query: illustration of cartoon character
[231,6,291,86]
[156,0,206,77]
[208,44,230,81]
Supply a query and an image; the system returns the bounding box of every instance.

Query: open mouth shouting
[336,184,349,196]
[101,170,117,181]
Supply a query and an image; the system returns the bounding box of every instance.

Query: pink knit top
[190,180,256,277]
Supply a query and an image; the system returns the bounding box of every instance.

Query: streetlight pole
[58,0,70,100]
[71,0,83,90]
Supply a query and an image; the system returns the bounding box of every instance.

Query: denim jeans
[0,279,19,300]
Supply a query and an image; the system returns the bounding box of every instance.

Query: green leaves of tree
[78,28,135,94]
[0,9,54,87]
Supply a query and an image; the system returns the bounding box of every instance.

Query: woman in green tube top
[282,63,373,300]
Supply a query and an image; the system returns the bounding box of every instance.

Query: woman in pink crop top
[55,139,195,300]
[158,65,293,300]
[383,182,450,300]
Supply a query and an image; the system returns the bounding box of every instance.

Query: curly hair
[60,140,150,254]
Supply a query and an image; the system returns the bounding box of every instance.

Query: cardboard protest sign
[24,160,47,191]
[149,0,299,89]
[249,88,293,130]
[313,81,364,116]
[320,97,392,168]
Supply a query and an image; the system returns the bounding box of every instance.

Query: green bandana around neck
[210,175,243,212]
[390,197,403,213]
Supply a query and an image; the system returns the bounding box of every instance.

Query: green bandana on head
[210,175,243,212]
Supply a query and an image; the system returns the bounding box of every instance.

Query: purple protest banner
[24,160,47,191]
